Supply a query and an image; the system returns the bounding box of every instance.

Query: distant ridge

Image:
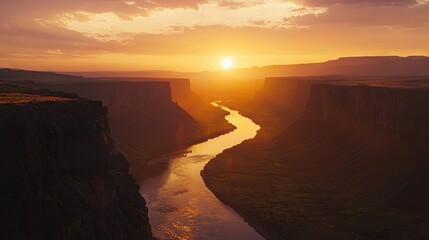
[53,56,429,80]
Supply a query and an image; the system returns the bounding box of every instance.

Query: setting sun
[221,58,234,70]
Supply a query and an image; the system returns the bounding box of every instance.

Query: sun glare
[221,57,234,70]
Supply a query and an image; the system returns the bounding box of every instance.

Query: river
[138,102,264,240]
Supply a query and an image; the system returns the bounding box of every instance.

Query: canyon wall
[1,69,235,174]
[46,81,173,108]
[203,78,429,239]
[303,83,429,210]
[88,77,235,140]
[0,83,153,239]
[42,81,204,175]
[307,84,429,148]
[253,77,326,112]
[93,77,192,103]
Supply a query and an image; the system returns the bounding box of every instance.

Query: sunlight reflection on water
[139,102,263,240]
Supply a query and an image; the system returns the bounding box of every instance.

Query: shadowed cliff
[0,82,153,239]
[38,81,208,175]
[203,77,429,239]
[80,77,236,140]
[0,69,235,175]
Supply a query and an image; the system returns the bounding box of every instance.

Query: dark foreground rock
[0,82,153,239]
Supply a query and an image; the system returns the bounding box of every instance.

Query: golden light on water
[140,102,262,239]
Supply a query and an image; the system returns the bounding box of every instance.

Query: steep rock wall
[85,78,235,141]
[41,81,203,174]
[47,81,173,107]
[0,84,153,239]
[253,77,336,113]
[306,84,429,152]
[303,83,429,211]
[93,77,192,103]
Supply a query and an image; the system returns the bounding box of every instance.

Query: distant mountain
[3,56,429,101]
[228,56,429,79]
[4,56,429,82]
[61,56,429,81]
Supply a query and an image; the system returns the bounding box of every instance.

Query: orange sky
[1,0,429,71]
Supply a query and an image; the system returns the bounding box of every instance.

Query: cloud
[290,1,429,27]
[54,1,317,39]
[217,0,264,9]
[299,0,418,7]
[1,0,429,71]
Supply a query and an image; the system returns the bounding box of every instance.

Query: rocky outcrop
[0,83,153,239]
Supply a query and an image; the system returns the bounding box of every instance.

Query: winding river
[138,102,263,240]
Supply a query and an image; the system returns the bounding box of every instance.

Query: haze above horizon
[1,0,429,71]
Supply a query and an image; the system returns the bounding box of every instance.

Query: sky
[1,0,429,71]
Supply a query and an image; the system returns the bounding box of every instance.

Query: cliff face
[39,81,204,175]
[78,77,235,141]
[303,83,429,210]
[254,77,327,113]
[47,81,173,108]
[203,79,429,239]
[0,70,235,166]
[306,84,429,149]
[92,77,192,103]
[0,83,153,239]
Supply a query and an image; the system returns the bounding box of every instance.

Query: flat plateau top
[319,79,429,91]
[0,93,72,105]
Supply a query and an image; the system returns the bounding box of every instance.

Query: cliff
[92,77,192,103]
[303,82,429,210]
[67,76,236,140]
[1,69,235,174]
[307,83,429,148]
[203,79,429,239]
[40,81,205,175]
[0,82,153,239]
[253,77,335,113]
[46,81,173,107]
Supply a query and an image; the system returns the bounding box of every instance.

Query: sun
[221,57,234,70]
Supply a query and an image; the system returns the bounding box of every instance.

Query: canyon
[2,56,429,240]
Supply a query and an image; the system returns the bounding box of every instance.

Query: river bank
[201,83,429,239]
[138,102,264,240]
